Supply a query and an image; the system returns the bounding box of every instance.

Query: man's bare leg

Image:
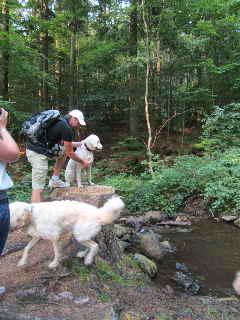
[52,155,67,177]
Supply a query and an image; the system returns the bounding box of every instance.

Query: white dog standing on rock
[65,134,102,187]
[9,197,124,269]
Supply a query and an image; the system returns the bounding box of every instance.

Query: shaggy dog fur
[9,197,124,269]
[233,271,240,295]
[65,134,102,187]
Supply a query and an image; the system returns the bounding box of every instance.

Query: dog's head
[84,134,103,152]
[9,202,32,229]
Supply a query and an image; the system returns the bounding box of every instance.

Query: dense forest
[1,0,240,136]
[2,0,240,216]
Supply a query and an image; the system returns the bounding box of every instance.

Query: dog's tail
[9,202,32,229]
[98,197,124,225]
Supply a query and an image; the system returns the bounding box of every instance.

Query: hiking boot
[48,178,66,189]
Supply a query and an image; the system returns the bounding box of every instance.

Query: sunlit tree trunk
[0,0,9,100]
[142,0,153,174]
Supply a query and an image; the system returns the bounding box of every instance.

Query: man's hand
[64,141,89,168]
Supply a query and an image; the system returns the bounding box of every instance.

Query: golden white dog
[233,271,240,295]
[9,197,124,269]
[65,134,102,187]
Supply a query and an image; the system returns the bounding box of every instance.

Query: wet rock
[222,215,238,222]
[144,210,168,223]
[121,216,145,230]
[172,271,201,295]
[133,253,158,278]
[160,240,174,253]
[134,231,165,261]
[134,231,172,262]
[176,262,188,272]
[233,218,240,228]
[118,240,131,251]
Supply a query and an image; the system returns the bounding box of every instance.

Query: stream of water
[155,220,240,296]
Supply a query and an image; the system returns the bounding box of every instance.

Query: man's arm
[64,141,88,168]
[72,141,83,148]
[0,109,19,162]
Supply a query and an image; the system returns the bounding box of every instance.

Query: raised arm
[0,108,20,162]
[64,141,88,168]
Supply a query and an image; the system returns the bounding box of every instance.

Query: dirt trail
[0,230,56,290]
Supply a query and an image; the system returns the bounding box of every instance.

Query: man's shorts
[26,150,48,190]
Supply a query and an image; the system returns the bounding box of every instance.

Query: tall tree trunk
[128,0,138,137]
[69,30,77,107]
[142,0,153,174]
[0,0,9,100]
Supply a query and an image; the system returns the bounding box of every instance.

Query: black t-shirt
[27,116,74,157]
[46,117,73,148]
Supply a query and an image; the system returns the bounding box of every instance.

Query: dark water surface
[155,220,240,296]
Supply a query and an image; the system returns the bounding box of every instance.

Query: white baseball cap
[69,109,86,126]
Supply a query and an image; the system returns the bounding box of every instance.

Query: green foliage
[201,103,240,153]
[0,100,30,140]
[99,146,240,215]
[72,262,90,281]
[7,160,32,203]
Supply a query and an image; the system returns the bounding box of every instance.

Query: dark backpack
[21,110,61,145]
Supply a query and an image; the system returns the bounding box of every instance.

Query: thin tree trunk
[142,0,153,174]
[128,0,138,137]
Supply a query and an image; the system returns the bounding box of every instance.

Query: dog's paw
[76,249,88,258]
[84,256,93,266]
[17,259,26,267]
[48,261,59,269]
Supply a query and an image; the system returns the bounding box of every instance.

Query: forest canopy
[1,0,240,138]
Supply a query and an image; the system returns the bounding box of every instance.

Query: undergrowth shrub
[201,103,240,153]
[99,148,240,215]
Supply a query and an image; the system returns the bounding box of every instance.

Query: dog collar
[84,143,94,152]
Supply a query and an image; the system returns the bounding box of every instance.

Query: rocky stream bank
[1,190,240,320]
